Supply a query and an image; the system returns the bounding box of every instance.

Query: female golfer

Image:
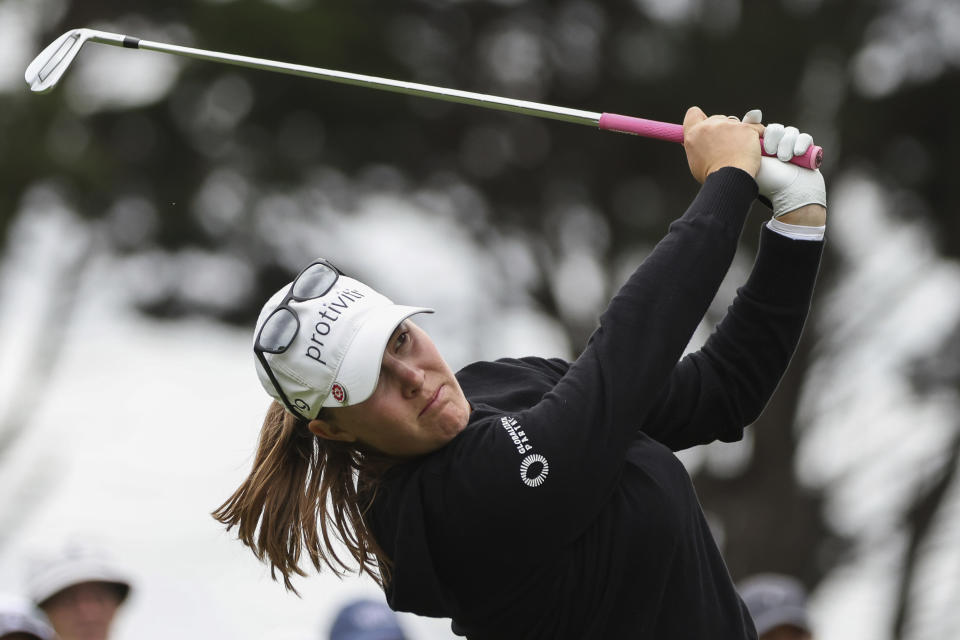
[214,106,827,639]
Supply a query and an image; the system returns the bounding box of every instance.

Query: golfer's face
[322,321,470,457]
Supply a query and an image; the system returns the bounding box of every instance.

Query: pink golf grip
[598,113,685,143]
[598,113,823,170]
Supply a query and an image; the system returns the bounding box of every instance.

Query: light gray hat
[329,599,407,640]
[0,593,55,640]
[739,573,811,636]
[26,544,132,608]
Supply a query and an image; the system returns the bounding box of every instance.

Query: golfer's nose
[383,354,424,398]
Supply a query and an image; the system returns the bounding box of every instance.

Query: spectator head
[0,593,55,640]
[739,573,813,640]
[26,544,131,640]
[329,599,406,640]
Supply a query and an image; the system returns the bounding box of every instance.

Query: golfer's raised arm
[437,112,765,541]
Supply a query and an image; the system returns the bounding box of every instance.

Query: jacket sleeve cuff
[767,218,826,241]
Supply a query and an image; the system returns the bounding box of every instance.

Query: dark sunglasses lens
[292,263,338,299]
[258,308,298,353]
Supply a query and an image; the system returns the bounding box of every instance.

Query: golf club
[26,28,823,169]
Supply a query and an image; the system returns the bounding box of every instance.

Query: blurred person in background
[328,598,407,640]
[738,574,814,640]
[215,108,827,639]
[0,593,55,640]
[26,543,132,640]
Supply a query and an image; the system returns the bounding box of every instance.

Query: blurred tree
[0,202,96,548]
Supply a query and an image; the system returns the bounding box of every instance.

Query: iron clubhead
[25,28,93,93]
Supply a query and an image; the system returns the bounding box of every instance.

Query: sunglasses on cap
[254,259,342,420]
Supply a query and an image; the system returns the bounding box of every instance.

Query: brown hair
[212,401,393,592]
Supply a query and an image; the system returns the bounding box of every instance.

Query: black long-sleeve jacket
[367,167,824,639]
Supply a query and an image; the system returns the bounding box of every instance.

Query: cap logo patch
[331,382,347,404]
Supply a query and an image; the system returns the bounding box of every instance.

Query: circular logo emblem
[294,398,310,412]
[520,454,549,488]
[330,383,347,404]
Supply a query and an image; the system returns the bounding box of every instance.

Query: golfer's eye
[392,325,410,352]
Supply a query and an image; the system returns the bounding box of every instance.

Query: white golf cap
[27,544,132,608]
[0,593,55,640]
[254,262,432,420]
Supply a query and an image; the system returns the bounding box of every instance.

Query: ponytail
[212,401,391,592]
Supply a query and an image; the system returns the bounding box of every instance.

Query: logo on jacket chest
[500,416,532,454]
[500,416,549,488]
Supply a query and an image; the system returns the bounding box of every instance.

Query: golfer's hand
[752,116,826,225]
[683,106,764,183]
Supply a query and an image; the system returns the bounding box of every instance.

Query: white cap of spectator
[26,543,131,608]
[0,593,55,640]
[738,573,812,637]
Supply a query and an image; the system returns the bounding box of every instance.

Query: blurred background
[1,0,959,638]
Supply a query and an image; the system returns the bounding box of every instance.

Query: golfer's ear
[308,418,356,443]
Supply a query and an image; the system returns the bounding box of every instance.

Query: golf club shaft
[90,32,823,169]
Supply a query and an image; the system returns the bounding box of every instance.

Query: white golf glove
[742,109,826,218]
